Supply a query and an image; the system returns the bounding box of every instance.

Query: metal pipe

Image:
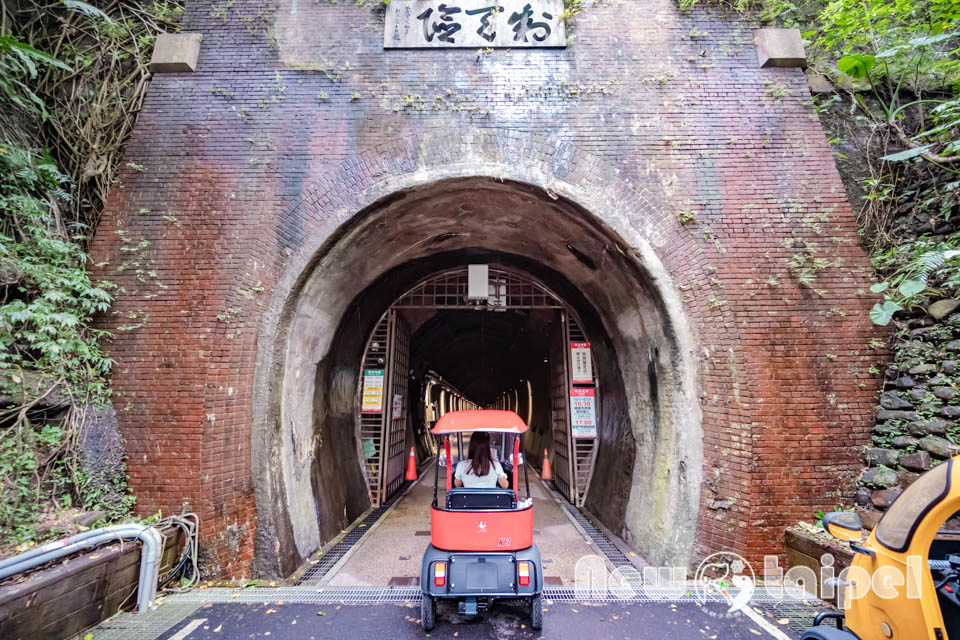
[0,526,106,571]
[0,524,163,612]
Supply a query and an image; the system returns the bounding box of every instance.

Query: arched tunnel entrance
[253,176,703,580]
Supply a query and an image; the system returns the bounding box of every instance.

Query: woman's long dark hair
[467,431,493,477]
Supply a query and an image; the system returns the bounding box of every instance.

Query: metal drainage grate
[86,602,203,640]
[168,585,820,606]
[558,500,635,569]
[755,598,835,634]
[172,586,424,604]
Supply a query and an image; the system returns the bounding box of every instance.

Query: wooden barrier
[0,527,182,639]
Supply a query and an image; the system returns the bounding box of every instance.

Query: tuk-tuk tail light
[518,561,530,586]
[434,562,446,587]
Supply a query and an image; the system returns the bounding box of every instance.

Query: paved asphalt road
[154,599,801,640]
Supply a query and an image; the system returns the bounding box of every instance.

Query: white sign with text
[385,0,566,49]
[361,369,385,413]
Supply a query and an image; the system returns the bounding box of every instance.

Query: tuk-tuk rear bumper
[420,544,543,598]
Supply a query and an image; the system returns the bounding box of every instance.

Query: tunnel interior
[411,308,552,407]
[260,177,703,578]
[408,308,556,453]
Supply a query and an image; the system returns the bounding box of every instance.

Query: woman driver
[454,431,509,489]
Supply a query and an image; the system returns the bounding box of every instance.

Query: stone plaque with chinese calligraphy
[384,0,566,49]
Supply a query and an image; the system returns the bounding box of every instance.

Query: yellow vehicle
[804,456,960,640]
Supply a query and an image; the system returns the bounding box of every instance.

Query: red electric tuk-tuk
[420,410,544,631]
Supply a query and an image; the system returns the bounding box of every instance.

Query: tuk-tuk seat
[445,487,517,510]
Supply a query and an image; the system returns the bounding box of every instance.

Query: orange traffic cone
[405,446,418,481]
[541,449,553,481]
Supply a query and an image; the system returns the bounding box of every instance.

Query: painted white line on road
[741,606,795,640]
[167,617,207,640]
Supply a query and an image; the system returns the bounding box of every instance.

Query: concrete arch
[251,128,706,577]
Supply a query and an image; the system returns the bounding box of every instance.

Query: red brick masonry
[91,0,882,576]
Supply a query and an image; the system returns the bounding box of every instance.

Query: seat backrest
[445,488,517,510]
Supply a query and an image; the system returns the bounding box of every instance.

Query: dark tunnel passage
[407,308,556,457]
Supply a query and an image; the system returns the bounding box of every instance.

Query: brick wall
[91,0,883,576]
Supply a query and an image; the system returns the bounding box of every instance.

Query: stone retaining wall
[858,303,960,512]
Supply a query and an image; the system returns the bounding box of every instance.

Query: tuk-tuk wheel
[421,594,436,631]
[529,593,543,630]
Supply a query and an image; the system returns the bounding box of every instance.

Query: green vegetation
[1,0,182,544]
[0,141,120,543]
[676,0,959,517]
[869,235,960,324]
[679,0,959,325]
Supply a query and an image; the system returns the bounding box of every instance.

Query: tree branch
[887,120,960,165]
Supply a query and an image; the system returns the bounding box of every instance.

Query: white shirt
[455,459,506,488]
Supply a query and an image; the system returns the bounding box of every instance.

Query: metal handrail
[0,524,163,612]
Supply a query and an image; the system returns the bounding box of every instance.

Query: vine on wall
[0,0,182,546]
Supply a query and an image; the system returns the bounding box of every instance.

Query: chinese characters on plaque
[570,341,592,384]
[385,0,566,48]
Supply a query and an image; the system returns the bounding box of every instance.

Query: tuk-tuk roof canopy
[431,410,528,435]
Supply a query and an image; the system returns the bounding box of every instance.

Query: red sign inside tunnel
[570,387,597,438]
